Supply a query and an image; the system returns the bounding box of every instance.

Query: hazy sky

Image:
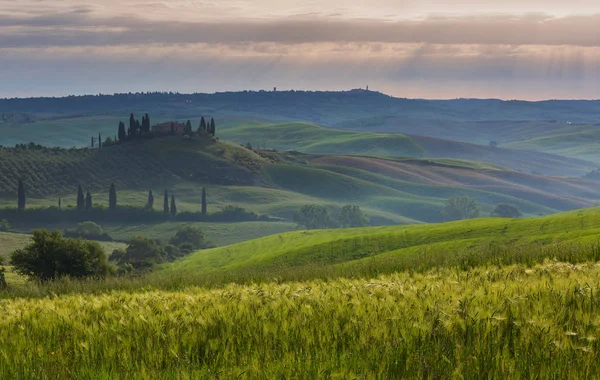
[1,0,599,99]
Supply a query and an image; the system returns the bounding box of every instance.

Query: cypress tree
[201,187,207,215]
[118,122,126,141]
[85,191,93,210]
[163,190,169,214]
[199,117,206,132]
[58,197,62,210]
[98,133,102,148]
[109,183,117,210]
[17,180,25,211]
[128,114,135,137]
[147,190,154,209]
[77,185,85,211]
[170,195,177,216]
[91,136,95,148]
[186,120,192,134]
[210,118,216,136]
[145,113,151,133]
[135,119,141,136]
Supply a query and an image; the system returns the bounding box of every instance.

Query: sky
[0,0,599,99]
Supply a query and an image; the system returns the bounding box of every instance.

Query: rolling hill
[218,120,595,176]
[166,207,600,281]
[1,134,600,229]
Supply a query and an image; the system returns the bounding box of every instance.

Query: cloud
[1,12,600,48]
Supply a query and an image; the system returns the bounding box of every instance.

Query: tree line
[91,113,218,148]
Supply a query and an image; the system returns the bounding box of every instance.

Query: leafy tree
[116,236,166,270]
[293,205,335,230]
[163,190,169,214]
[201,187,207,215]
[171,195,177,216]
[118,121,126,141]
[338,205,369,228]
[491,203,522,218]
[199,117,206,132]
[109,183,117,210]
[85,190,93,210]
[64,221,112,241]
[77,185,85,211]
[169,226,207,250]
[147,190,154,209]
[441,196,480,221]
[17,179,25,211]
[10,230,111,281]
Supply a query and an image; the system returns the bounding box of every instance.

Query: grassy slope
[219,119,595,176]
[171,207,600,274]
[218,120,425,157]
[506,129,600,163]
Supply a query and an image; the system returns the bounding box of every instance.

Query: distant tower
[366,85,369,91]
[273,87,277,92]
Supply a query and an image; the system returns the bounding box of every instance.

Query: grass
[3,261,600,378]
[3,210,600,377]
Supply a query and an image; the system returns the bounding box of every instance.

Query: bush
[10,230,112,281]
[64,221,113,241]
[0,219,9,232]
[169,226,207,250]
[115,237,167,271]
[294,205,336,230]
[338,205,369,228]
[491,203,522,218]
[441,196,480,221]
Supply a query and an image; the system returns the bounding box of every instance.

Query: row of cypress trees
[16,180,208,216]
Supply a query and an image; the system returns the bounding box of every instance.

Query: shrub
[294,205,336,230]
[441,196,480,221]
[10,230,112,281]
[115,237,167,271]
[0,219,9,232]
[491,203,522,218]
[338,205,369,228]
[64,221,113,241]
[169,226,207,250]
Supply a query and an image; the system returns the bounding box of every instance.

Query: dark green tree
[85,191,93,210]
[77,185,85,211]
[170,195,177,216]
[10,230,111,281]
[118,121,126,141]
[116,237,166,270]
[128,113,135,137]
[163,190,169,214]
[201,187,207,215]
[210,118,216,135]
[98,133,102,148]
[199,117,206,132]
[491,203,522,218]
[145,113,151,133]
[17,179,25,211]
[58,197,62,210]
[147,190,154,209]
[109,183,117,210]
[185,120,192,134]
[169,226,206,250]
[338,205,369,228]
[441,196,480,221]
[293,205,335,230]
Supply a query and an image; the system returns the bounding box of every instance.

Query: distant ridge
[1,90,599,125]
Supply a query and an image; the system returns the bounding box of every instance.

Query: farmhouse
[151,122,186,135]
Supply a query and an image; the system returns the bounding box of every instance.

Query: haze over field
[2,0,600,99]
